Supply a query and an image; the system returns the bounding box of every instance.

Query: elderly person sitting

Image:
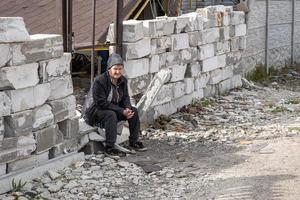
[85,53,147,157]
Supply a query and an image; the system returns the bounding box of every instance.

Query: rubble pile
[0,18,79,178]
[108,5,247,121]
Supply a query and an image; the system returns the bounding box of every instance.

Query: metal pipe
[266,0,270,74]
[67,0,73,53]
[62,0,67,52]
[291,0,296,65]
[91,0,96,85]
[115,0,123,56]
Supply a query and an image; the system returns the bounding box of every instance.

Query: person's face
[108,64,124,80]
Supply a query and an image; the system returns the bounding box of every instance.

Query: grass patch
[288,127,300,132]
[286,98,300,104]
[271,106,286,113]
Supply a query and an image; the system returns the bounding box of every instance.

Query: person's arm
[120,79,132,109]
[93,77,124,115]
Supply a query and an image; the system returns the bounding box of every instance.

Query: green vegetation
[11,178,27,192]
[288,127,300,132]
[271,106,286,113]
[287,98,300,104]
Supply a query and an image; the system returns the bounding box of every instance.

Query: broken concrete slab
[48,75,74,101]
[124,58,149,79]
[48,95,77,123]
[32,104,54,131]
[0,63,39,90]
[0,17,30,43]
[5,83,50,113]
[11,34,63,66]
[0,44,11,68]
[123,38,151,60]
[151,84,173,106]
[169,64,187,82]
[0,92,11,117]
[127,74,152,96]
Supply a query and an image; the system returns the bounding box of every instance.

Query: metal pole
[67,0,73,53]
[91,0,96,85]
[266,0,270,74]
[291,0,296,65]
[115,0,123,56]
[62,0,67,52]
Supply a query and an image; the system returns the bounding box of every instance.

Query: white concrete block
[218,78,232,94]
[34,125,62,153]
[172,93,193,110]
[201,28,220,44]
[184,78,194,94]
[230,11,245,25]
[204,85,217,97]
[240,36,247,50]
[5,83,50,113]
[185,62,201,78]
[17,133,36,158]
[169,64,187,82]
[48,95,77,123]
[225,6,233,14]
[151,36,171,54]
[143,19,164,37]
[197,6,226,27]
[0,117,4,141]
[89,132,105,142]
[230,74,242,88]
[226,51,242,66]
[181,48,192,64]
[230,37,247,51]
[32,104,54,131]
[0,63,39,90]
[0,92,11,117]
[181,12,203,31]
[198,43,215,60]
[151,84,172,106]
[164,51,181,67]
[159,17,176,35]
[193,88,204,100]
[174,15,191,33]
[172,81,185,99]
[190,47,198,62]
[4,109,33,137]
[123,20,144,42]
[48,75,74,101]
[208,66,233,85]
[123,38,151,60]
[219,26,230,41]
[150,55,160,73]
[39,53,71,82]
[11,34,63,66]
[0,17,30,43]
[0,163,6,176]
[215,41,230,55]
[127,74,151,96]
[194,73,210,90]
[170,33,190,51]
[153,101,177,119]
[230,24,247,37]
[124,58,149,79]
[222,12,230,26]
[188,31,202,47]
[58,116,79,139]
[7,151,49,173]
[0,44,11,68]
[202,54,226,72]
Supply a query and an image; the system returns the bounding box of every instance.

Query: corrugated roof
[0,0,135,48]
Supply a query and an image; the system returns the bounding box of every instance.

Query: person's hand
[123,108,134,119]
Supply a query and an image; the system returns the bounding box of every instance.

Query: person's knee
[131,107,139,118]
[105,110,117,122]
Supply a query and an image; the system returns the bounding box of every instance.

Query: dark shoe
[129,141,147,152]
[104,146,126,159]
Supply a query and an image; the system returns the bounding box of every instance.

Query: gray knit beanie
[107,53,123,70]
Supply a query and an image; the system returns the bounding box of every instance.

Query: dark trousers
[94,107,140,147]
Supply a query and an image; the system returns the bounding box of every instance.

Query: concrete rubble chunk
[169,64,187,82]
[122,20,144,42]
[58,116,79,139]
[89,132,105,142]
[34,125,62,153]
[11,34,63,66]
[201,28,220,44]
[0,44,11,68]
[48,75,74,101]
[32,104,54,131]
[231,11,245,25]
[181,12,203,31]
[123,38,151,60]
[198,43,215,60]
[128,74,152,96]
[0,63,39,90]
[39,53,71,82]
[151,84,172,106]
[78,118,97,135]
[170,33,190,51]
[7,151,49,173]
[173,15,190,33]
[48,95,76,123]
[0,92,11,117]
[151,36,171,54]
[0,17,30,43]
[17,133,36,158]
[124,58,149,79]
[5,83,50,113]
[4,109,33,137]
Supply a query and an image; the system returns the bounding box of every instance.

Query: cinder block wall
[0,18,79,177]
[243,0,300,73]
[113,5,247,122]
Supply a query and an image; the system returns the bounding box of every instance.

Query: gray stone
[80,134,89,147]
[172,81,185,99]
[0,92,11,117]
[0,137,17,151]
[181,48,193,64]
[4,109,33,137]
[57,116,79,139]
[0,148,17,164]
[181,12,203,31]
[219,26,230,41]
[16,133,36,158]
[5,83,50,113]
[39,53,71,82]
[78,118,97,135]
[127,74,152,96]
[230,24,247,38]
[226,51,242,66]
[0,44,11,68]
[7,151,49,173]
[46,170,61,180]
[123,38,151,60]
[143,19,165,37]
[124,58,149,79]
[48,95,76,123]
[149,55,160,73]
[173,15,190,33]
[11,34,63,66]
[0,17,30,43]
[32,104,54,131]
[34,125,62,153]
[0,63,39,90]
[88,132,105,142]
[48,75,74,101]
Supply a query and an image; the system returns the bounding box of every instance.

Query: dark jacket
[84,72,131,126]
